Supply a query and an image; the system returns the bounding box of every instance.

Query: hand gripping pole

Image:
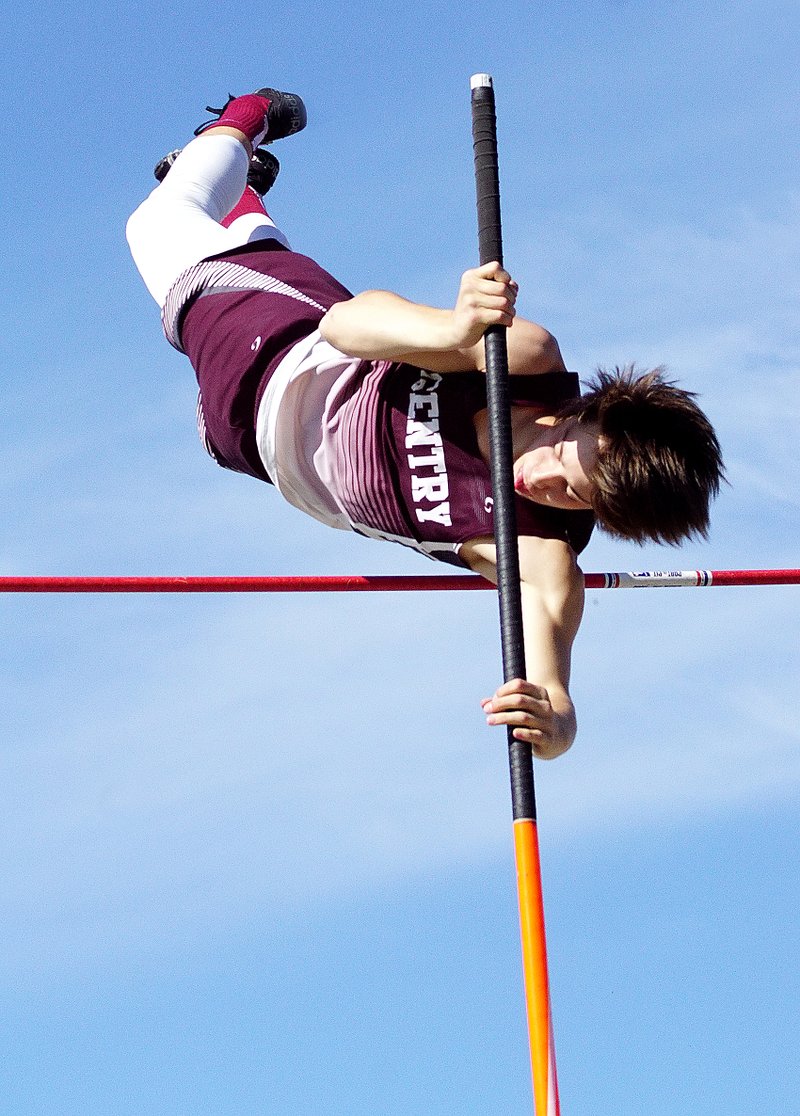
[471,73,560,1115]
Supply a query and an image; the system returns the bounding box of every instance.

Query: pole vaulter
[1,68,789,1113]
[37,77,773,1111]
[471,73,559,1116]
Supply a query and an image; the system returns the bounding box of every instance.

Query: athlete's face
[513,418,600,511]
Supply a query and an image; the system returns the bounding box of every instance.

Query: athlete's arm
[460,534,584,759]
[319,263,562,374]
[320,263,514,362]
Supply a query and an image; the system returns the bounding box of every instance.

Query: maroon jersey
[166,241,595,566]
[174,241,352,481]
[318,363,595,566]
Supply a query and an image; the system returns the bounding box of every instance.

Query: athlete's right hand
[481,677,576,759]
[450,262,517,349]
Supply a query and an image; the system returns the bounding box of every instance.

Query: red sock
[221,185,270,228]
[205,93,272,145]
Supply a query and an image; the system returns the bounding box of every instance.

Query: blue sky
[2,1,799,1113]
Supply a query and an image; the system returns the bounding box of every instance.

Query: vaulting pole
[471,73,559,1115]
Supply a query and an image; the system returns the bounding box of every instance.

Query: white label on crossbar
[615,571,708,588]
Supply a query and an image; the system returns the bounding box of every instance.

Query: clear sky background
[2,1,799,1113]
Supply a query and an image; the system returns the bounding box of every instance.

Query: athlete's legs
[127,91,303,307]
[126,132,289,306]
[220,161,289,248]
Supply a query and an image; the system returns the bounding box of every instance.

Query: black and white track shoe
[193,88,307,144]
[153,146,281,195]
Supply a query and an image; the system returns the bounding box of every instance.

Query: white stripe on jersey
[161,259,326,351]
[348,521,460,560]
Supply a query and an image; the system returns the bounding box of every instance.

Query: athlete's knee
[126,188,178,258]
[126,195,156,251]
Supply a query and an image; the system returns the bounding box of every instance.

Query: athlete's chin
[519,490,577,512]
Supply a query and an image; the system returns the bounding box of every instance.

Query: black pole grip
[470,74,536,822]
[471,82,504,267]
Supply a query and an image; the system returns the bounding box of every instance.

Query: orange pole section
[515,819,560,1116]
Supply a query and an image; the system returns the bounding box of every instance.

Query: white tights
[126,134,289,308]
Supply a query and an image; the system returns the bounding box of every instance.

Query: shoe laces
[193,95,236,137]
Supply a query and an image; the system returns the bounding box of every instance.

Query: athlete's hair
[556,366,724,545]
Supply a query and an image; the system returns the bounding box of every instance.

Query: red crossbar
[0,570,798,592]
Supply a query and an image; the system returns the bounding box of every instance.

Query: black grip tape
[471,77,537,822]
[471,86,503,266]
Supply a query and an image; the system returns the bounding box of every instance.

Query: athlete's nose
[517,474,557,498]
[517,452,561,492]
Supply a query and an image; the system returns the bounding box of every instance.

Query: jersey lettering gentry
[406,371,452,527]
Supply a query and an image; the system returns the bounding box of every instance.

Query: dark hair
[556,366,724,545]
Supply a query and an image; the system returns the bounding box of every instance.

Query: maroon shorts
[179,241,353,480]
